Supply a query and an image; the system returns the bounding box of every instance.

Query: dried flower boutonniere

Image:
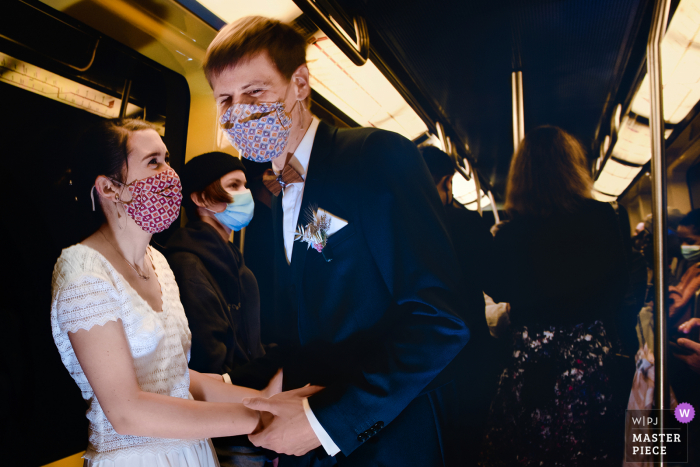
[294,207,333,262]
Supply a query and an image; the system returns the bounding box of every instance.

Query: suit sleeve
[169,253,232,374]
[308,131,470,456]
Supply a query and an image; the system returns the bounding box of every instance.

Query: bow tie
[263,164,304,196]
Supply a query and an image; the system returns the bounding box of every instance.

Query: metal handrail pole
[119,79,133,119]
[488,191,500,223]
[511,71,524,151]
[648,1,671,463]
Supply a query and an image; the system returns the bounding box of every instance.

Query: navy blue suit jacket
[232,122,470,465]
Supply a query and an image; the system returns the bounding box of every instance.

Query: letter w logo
[680,409,691,418]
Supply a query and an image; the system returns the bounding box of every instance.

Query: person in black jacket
[419,145,503,465]
[166,151,279,467]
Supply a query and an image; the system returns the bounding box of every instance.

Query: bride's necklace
[99,229,150,280]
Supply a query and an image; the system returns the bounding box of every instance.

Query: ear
[190,191,206,208]
[94,175,121,203]
[291,64,311,102]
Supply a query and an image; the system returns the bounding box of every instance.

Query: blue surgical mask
[209,189,254,231]
[681,244,700,262]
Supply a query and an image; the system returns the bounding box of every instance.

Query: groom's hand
[243,385,324,456]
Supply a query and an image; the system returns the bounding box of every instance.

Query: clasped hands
[246,370,325,456]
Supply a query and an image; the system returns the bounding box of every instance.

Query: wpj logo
[625,405,693,463]
[676,403,695,423]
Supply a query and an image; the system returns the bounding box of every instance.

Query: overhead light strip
[631,0,700,124]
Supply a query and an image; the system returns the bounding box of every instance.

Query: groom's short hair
[203,16,307,86]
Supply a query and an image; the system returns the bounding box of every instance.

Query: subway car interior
[2,0,700,465]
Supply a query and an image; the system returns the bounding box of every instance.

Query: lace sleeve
[56,274,123,334]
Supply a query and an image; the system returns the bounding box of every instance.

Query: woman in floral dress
[480,126,629,466]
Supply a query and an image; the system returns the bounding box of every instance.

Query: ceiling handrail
[293,0,369,66]
[0,33,99,73]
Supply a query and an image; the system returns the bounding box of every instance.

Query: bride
[50,118,285,466]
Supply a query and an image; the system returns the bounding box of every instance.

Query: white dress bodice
[51,244,217,466]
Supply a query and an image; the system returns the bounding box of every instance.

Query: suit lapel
[290,121,337,287]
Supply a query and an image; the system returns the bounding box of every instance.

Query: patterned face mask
[219,101,293,163]
[115,168,183,234]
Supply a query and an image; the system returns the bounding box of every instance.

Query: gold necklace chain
[99,229,150,280]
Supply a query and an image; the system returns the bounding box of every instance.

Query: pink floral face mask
[220,101,293,162]
[115,168,182,234]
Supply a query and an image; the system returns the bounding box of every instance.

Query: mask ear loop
[277,78,300,132]
[115,183,129,230]
[90,185,97,212]
[91,181,127,230]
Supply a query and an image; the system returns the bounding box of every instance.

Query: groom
[204,16,472,466]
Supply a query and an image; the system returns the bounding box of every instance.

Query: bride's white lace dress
[51,244,219,467]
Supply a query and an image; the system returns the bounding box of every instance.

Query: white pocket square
[318,208,348,236]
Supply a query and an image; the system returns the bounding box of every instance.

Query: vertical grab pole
[119,79,132,118]
[511,71,525,152]
[648,0,671,460]
[488,191,500,223]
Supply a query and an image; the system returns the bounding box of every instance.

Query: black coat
[229,122,471,466]
[166,221,266,375]
[488,199,629,326]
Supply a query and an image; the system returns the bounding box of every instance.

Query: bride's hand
[262,369,283,398]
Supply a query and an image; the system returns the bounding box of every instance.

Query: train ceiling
[331,0,655,198]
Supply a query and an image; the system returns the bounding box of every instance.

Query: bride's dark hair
[62,118,157,244]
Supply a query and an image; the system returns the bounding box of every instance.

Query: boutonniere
[294,207,333,262]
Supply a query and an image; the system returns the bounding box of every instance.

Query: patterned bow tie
[262,164,304,196]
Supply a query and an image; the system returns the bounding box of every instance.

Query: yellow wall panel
[42,451,85,467]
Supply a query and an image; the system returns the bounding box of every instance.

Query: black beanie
[181,151,246,201]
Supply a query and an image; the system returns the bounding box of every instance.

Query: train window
[0,52,160,131]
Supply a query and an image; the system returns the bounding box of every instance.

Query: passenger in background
[669,210,700,441]
[676,317,700,373]
[165,152,280,467]
[419,145,502,465]
[480,126,629,467]
[610,202,647,359]
[419,146,492,318]
[674,209,700,280]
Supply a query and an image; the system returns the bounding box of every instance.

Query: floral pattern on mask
[123,168,182,234]
[219,102,292,162]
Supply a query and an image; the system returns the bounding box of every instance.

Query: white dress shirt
[272,117,319,264]
[272,116,341,456]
